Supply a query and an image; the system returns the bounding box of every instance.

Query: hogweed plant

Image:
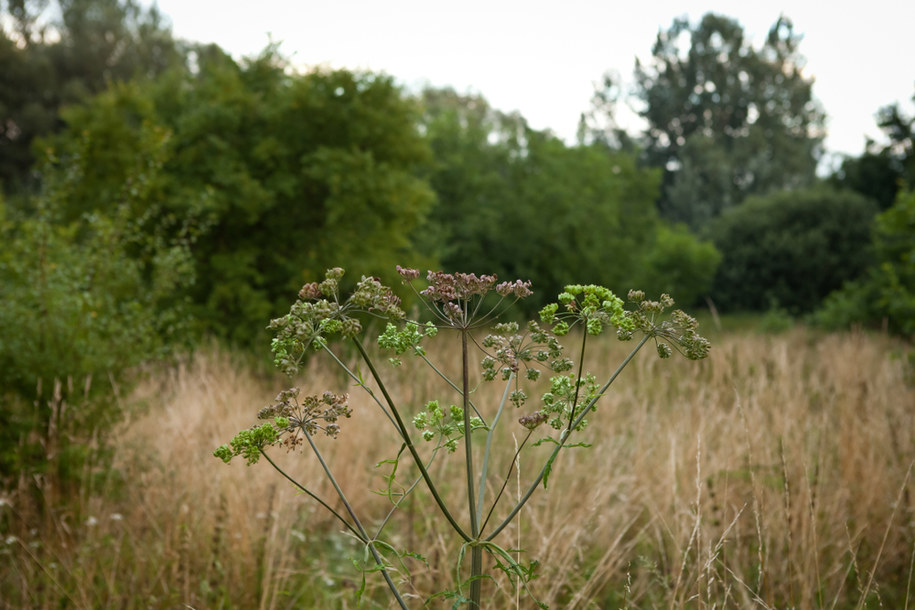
[214,267,710,608]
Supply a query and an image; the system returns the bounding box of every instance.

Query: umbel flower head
[268,268,405,376]
[214,388,352,465]
[620,290,711,360]
[412,400,485,452]
[395,266,532,328]
[479,321,571,385]
[539,284,633,337]
[258,388,352,439]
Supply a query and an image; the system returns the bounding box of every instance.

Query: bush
[815,188,915,336]
[42,53,435,344]
[0,141,194,491]
[710,187,878,313]
[635,222,721,307]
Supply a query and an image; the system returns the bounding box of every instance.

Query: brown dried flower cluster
[258,387,352,440]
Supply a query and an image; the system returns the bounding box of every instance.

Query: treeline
[0,1,913,484]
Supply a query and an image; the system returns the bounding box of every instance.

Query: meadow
[2,324,914,609]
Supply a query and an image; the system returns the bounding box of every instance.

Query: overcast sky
[150,0,915,164]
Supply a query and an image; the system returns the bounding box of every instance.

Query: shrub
[635,222,721,307]
[0,140,194,492]
[710,186,878,313]
[815,188,915,336]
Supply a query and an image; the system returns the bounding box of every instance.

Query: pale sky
[151,0,914,164]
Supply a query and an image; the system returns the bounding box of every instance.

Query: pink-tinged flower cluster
[397,266,533,302]
[518,411,548,430]
[496,279,533,298]
[298,282,322,300]
[395,265,421,281]
[420,270,498,302]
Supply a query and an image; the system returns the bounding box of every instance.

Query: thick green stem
[486,334,651,542]
[352,337,471,542]
[461,329,483,607]
[566,330,589,433]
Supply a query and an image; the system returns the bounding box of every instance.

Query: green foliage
[419,88,669,311]
[0,0,183,195]
[815,189,915,335]
[636,223,722,307]
[757,304,795,334]
[630,13,824,228]
[0,140,194,485]
[710,187,878,314]
[829,91,915,210]
[40,53,435,343]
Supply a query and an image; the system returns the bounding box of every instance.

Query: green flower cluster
[213,422,282,465]
[539,284,633,337]
[412,400,484,452]
[268,268,405,376]
[213,388,354,465]
[377,320,438,366]
[622,290,711,360]
[540,372,600,431]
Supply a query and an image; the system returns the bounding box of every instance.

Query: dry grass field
[2,326,914,608]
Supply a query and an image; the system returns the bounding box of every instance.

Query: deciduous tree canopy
[40,50,435,342]
[629,13,825,229]
[710,187,877,314]
[419,88,719,309]
[0,0,183,194]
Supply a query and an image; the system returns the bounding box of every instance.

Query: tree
[630,13,825,229]
[815,188,915,336]
[419,88,719,309]
[0,0,183,194]
[40,51,435,342]
[710,187,877,313]
[830,90,915,210]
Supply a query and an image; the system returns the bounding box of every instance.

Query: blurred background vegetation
[0,1,913,606]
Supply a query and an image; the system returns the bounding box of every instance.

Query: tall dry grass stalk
[2,328,913,608]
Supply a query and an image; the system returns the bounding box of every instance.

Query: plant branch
[480,429,533,533]
[321,344,399,430]
[352,337,471,542]
[259,449,362,541]
[486,334,651,541]
[476,373,514,522]
[566,329,589,433]
[302,432,409,610]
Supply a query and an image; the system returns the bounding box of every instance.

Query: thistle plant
[214,267,709,608]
